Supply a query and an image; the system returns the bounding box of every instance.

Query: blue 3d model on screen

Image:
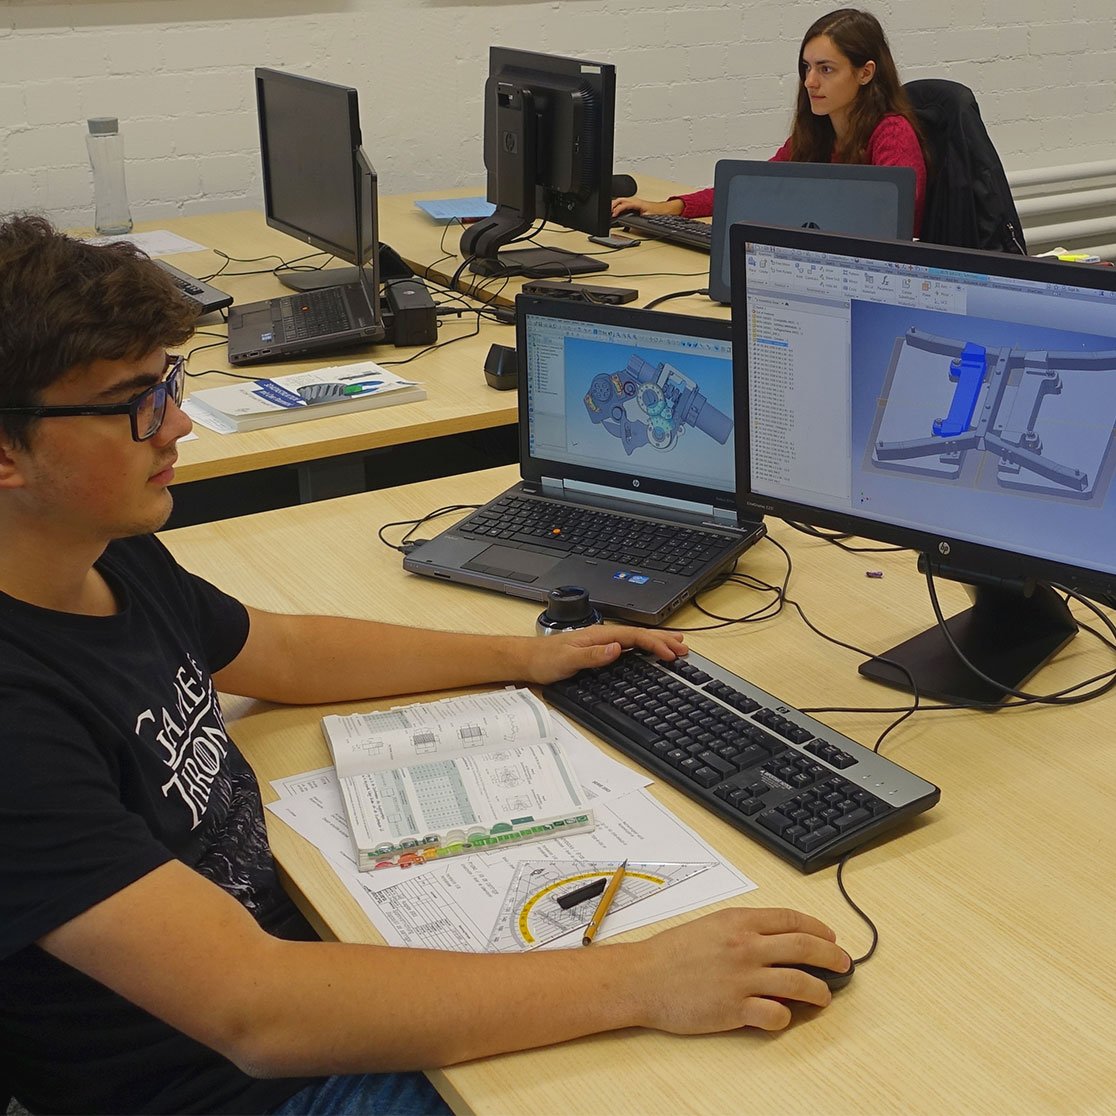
[870,327,1116,500]
[582,354,733,456]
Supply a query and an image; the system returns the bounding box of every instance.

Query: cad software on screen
[524,312,736,495]
[744,242,1116,577]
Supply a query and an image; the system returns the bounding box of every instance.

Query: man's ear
[0,438,27,489]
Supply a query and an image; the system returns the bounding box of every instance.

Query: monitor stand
[469,246,607,278]
[859,579,1078,705]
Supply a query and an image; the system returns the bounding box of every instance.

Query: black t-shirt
[0,535,315,1114]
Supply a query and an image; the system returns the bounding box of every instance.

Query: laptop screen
[518,298,736,506]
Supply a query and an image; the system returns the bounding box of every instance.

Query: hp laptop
[226,263,383,365]
[707,160,916,302]
[404,296,765,624]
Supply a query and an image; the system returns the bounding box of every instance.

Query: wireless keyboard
[154,260,234,315]
[543,649,940,872]
[616,213,713,253]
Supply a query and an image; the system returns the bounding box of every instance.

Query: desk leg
[296,455,367,503]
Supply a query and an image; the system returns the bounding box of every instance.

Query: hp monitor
[255,68,381,298]
[461,47,616,278]
[731,221,1116,704]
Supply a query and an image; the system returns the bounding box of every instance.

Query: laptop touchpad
[463,544,561,583]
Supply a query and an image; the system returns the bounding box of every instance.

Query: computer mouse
[782,959,855,992]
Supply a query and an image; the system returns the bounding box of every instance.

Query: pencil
[581,858,628,946]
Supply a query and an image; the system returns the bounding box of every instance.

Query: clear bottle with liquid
[85,117,133,235]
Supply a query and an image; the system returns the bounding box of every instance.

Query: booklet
[322,689,594,871]
[185,360,425,432]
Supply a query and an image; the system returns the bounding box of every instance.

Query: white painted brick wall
[0,0,1112,230]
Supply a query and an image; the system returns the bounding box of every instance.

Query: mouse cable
[835,852,879,966]
[376,504,481,555]
[642,288,710,309]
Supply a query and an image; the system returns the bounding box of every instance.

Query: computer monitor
[461,47,616,278]
[255,67,380,298]
[730,221,1116,704]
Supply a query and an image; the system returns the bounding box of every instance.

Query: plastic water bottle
[86,117,133,235]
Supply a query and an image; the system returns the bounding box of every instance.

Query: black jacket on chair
[905,78,1027,254]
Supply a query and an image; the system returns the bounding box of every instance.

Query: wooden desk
[131,212,519,487]
[161,466,1116,1116]
[379,178,722,318]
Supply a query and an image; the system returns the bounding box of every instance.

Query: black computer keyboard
[617,213,714,252]
[457,494,738,576]
[276,287,352,340]
[543,649,940,872]
[154,259,233,315]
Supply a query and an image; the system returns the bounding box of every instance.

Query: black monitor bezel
[515,294,739,514]
[729,221,1116,603]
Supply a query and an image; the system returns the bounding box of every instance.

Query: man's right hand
[610,196,686,219]
[627,906,851,1034]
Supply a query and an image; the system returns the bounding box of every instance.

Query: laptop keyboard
[543,650,941,872]
[458,494,738,576]
[617,213,714,253]
[276,287,352,340]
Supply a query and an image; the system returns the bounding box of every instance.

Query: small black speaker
[484,343,517,390]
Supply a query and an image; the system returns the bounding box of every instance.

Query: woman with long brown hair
[614,9,927,234]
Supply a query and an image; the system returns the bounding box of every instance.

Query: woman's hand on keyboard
[630,907,850,1033]
[610,195,686,218]
[515,625,687,685]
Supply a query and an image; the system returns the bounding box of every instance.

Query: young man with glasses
[0,214,848,1116]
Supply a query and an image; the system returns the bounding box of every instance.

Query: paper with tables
[266,711,757,951]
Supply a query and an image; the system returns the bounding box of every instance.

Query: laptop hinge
[541,476,566,496]
[709,506,737,525]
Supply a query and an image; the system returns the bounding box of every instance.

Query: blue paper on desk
[414,197,496,223]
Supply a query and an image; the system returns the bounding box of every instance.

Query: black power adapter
[382,278,437,347]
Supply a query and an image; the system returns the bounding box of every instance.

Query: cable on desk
[200,248,331,284]
[784,520,908,554]
[641,287,710,309]
[376,504,481,554]
[923,569,1116,707]
[836,853,879,966]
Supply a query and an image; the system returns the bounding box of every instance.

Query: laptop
[403,296,766,624]
[707,160,916,303]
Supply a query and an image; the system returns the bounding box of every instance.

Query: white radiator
[1008,160,1116,260]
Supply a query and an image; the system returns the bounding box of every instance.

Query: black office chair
[904,78,1027,254]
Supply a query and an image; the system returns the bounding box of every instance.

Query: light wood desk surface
[379,177,722,318]
[161,465,1116,1116]
[132,211,518,485]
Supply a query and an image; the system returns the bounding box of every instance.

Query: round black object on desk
[484,343,517,390]
[536,585,603,636]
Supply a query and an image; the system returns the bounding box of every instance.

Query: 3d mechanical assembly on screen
[582,354,733,456]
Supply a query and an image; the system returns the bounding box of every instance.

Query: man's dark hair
[0,212,199,447]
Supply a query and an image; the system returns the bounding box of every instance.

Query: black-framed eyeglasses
[0,354,186,442]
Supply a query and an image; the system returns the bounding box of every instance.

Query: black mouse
[782,960,855,992]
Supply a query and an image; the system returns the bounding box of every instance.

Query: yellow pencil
[581,858,628,946]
